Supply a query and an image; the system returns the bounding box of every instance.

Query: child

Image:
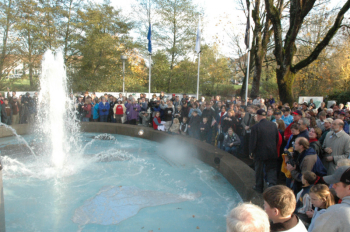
[307,184,335,232]
[153,111,164,131]
[295,171,317,226]
[199,117,210,142]
[169,118,180,134]
[180,117,188,135]
[188,111,201,139]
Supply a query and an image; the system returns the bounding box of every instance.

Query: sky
[108,0,246,57]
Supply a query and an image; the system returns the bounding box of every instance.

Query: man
[252,96,260,105]
[98,97,110,122]
[337,111,349,134]
[202,102,216,143]
[249,109,279,193]
[301,102,308,112]
[319,118,333,145]
[263,185,307,232]
[311,166,350,232]
[138,111,150,127]
[242,105,257,156]
[297,118,310,140]
[268,95,275,105]
[286,137,326,185]
[226,203,270,232]
[308,99,316,109]
[173,96,180,109]
[272,110,283,123]
[282,107,293,127]
[316,111,327,132]
[6,88,16,104]
[284,110,303,141]
[322,119,350,174]
[170,93,176,103]
[181,93,189,105]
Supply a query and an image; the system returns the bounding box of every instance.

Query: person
[199,117,210,142]
[1,98,12,125]
[337,111,349,134]
[108,97,117,122]
[222,109,240,134]
[295,171,317,226]
[307,184,335,232]
[92,98,99,122]
[223,127,241,156]
[284,110,303,141]
[113,99,126,123]
[82,98,92,122]
[125,99,141,125]
[98,97,110,122]
[188,111,201,139]
[284,124,300,150]
[319,118,333,145]
[269,95,275,105]
[242,106,257,156]
[11,97,20,125]
[180,101,190,120]
[188,102,202,118]
[249,109,279,193]
[297,118,310,140]
[138,111,150,127]
[287,137,326,192]
[180,117,188,135]
[162,102,173,131]
[308,99,316,109]
[322,119,350,175]
[317,102,326,114]
[169,118,180,134]
[316,111,327,132]
[311,166,350,232]
[263,185,307,232]
[202,102,216,143]
[252,96,261,105]
[226,203,270,232]
[152,111,164,131]
[308,127,322,157]
[282,107,294,127]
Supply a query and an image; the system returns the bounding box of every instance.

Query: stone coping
[0,123,263,206]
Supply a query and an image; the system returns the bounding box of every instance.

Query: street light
[121,55,127,93]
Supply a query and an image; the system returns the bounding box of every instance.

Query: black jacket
[249,118,279,161]
[202,108,215,122]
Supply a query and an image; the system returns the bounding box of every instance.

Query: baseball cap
[292,110,303,116]
[324,118,334,123]
[256,109,266,116]
[274,110,282,115]
[172,94,175,96]
[323,166,350,185]
[283,107,291,112]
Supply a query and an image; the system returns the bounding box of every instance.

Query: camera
[285,150,295,167]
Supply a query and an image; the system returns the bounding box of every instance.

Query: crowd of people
[0,89,38,125]
[3,88,350,231]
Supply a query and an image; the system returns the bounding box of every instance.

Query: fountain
[0,51,244,231]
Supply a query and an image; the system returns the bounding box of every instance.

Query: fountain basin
[0,123,263,231]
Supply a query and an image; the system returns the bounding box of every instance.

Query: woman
[222,109,240,134]
[98,97,110,122]
[82,98,92,122]
[188,102,202,118]
[93,98,99,122]
[125,99,141,125]
[309,127,323,157]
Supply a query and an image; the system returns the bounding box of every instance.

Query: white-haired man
[226,203,269,232]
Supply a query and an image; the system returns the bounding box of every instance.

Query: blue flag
[147,23,152,54]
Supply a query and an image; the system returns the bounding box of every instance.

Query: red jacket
[83,104,92,118]
[277,132,282,157]
[153,116,161,130]
[115,105,124,115]
[284,121,295,141]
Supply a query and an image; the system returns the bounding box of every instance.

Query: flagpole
[149,54,151,95]
[197,53,200,99]
[245,2,252,105]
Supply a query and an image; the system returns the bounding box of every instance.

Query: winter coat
[139,112,150,127]
[126,103,141,121]
[153,116,162,130]
[311,196,350,232]
[98,102,110,116]
[322,130,350,174]
[223,133,241,148]
[163,107,173,121]
[93,103,99,120]
[82,103,92,118]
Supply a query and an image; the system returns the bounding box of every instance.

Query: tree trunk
[277,67,295,105]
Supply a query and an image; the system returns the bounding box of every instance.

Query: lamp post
[121,55,127,93]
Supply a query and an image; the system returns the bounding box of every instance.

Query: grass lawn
[0,78,39,92]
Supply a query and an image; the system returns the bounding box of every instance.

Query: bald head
[332,119,344,133]
[295,137,309,152]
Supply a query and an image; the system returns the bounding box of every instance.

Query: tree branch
[292,0,350,72]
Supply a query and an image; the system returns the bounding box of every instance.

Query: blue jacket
[344,121,349,134]
[282,114,294,127]
[93,103,99,120]
[188,108,202,118]
[98,102,110,116]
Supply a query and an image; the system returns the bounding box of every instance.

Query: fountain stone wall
[0,123,263,208]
